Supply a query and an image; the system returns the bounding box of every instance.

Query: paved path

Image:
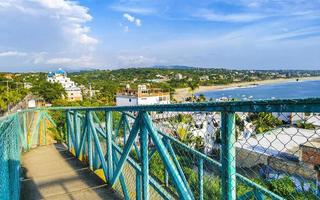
[21,143,122,200]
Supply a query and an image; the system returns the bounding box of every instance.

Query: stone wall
[236,147,317,180]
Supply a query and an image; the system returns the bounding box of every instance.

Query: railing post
[22,112,28,151]
[136,171,141,200]
[73,111,80,157]
[123,116,127,144]
[42,115,46,145]
[254,189,265,200]
[86,111,93,170]
[66,110,72,151]
[141,112,149,200]
[221,112,236,200]
[198,158,203,200]
[106,111,113,182]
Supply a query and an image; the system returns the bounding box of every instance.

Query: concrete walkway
[21,143,122,200]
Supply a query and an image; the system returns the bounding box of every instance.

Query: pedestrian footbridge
[1,99,320,200]
[21,144,121,199]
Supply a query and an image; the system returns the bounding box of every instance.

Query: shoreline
[173,76,320,101]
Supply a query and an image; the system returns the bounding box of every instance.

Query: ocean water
[197,80,320,100]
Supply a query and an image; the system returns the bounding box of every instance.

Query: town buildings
[116,84,170,106]
[174,73,183,80]
[47,68,82,101]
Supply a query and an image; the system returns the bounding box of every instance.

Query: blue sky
[0,0,319,71]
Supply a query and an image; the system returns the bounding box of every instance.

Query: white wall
[116,95,170,106]
[138,95,170,105]
[138,96,160,105]
[28,100,36,108]
[66,89,82,101]
[116,96,138,106]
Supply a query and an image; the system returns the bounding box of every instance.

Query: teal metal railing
[1,98,320,200]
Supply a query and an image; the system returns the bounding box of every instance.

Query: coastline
[173,76,320,101]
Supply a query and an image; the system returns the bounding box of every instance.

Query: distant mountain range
[151,65,198,70]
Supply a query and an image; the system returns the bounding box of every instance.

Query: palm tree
[193,136,205,152]
[250,112,283,134]
[188,82,199,102]
[175,126,194,145]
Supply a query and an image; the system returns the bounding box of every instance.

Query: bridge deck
[21,143,122,200]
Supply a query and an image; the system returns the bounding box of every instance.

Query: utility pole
[89,83,92,101]
[6,80,9,113]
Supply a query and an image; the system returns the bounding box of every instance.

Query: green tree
[198,94,206,102]
[268,176,296,198]
[297,120,315,129]
[31,80,66,102]
[249,112,283,134]
[188,82,199,102]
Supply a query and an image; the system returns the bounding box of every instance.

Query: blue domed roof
[48,71,54,77]
[55,68,66,75]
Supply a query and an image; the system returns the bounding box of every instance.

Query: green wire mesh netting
[1,105,320,200]
[0,114,21,200]
[150,111,320,199]
[0,110,52,200]
[63,108,320,200]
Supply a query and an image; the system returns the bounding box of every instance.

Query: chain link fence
[1,100,320,200]
[148,110,320,199]
[0,114,20,200]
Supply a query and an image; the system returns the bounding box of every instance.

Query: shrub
[268,176,296,198]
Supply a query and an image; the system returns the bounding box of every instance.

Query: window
[129,98,131,102]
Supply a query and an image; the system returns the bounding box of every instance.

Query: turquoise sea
[197,80,320,100]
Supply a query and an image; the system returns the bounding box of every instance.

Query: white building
[47,68,83,101]
[116,84,170,106]
[24,82,32,89]
[200,75,209,81]
[175,73,183,80]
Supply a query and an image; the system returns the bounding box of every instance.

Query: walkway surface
[21,143,122,200]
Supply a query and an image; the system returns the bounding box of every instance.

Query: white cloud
[123,13,135,22]
[123,13,142,27]
[0,51,27,57]
[46,57,73,64]
[0,1,10,8]
[124,26,129,32]
[116,55,156,66]
[110,5,155,15]
[193,9,267,23]
[135,19,141,26]
[46,55,95,66]
[34,0,98,45]
[0,0,97,68]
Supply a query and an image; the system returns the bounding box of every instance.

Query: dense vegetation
[248,112,283,134]
[30,75,66,103]
[0,73,28,114]
[69,68,320,103]
[1,68,320,112]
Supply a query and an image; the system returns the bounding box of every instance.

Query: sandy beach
[173,76,320,101]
